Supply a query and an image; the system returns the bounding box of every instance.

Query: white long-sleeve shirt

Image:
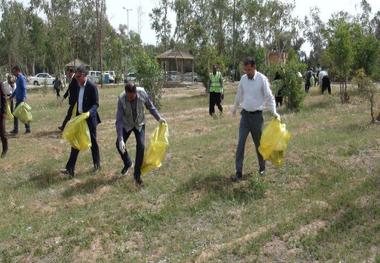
[2,81,16,96]
[77,80,87,114]
[233,71,277,115]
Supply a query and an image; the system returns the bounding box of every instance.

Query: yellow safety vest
[209,72,223,93]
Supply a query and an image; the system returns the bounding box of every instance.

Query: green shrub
[132,49,165,109]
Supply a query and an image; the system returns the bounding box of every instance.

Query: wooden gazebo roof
[65,59,89,68]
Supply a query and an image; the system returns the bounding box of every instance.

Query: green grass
[0,83,379,262]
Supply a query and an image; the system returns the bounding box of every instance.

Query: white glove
[231,107,237,116]
[273,112,280,120]
[118,140,126,153]
[159,118,166,124]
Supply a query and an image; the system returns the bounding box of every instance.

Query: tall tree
[150,0,172,49]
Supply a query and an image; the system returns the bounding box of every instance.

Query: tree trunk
[370,93,375,123]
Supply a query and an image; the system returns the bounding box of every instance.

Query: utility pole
[96,0,105,88]
[123,7,133,33]
[137,5,144,36]
[232,0,236,82]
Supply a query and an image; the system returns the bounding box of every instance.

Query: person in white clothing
[231,57,280,182]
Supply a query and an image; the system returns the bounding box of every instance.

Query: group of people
[63,58,280,184]
[0,65,31,158]
[304,67,331,94]
[57,66,166,186]
[1,57,281,186]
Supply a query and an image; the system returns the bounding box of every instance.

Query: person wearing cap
[231,57,280,182]
[115,81,166,186]
[60,65,101,177]
[58,68,79,131]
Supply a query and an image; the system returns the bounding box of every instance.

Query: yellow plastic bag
[13,102,32,124]
[141,122,169,175]
[259,119,291,166]
[62,112,92,151]
[5,101,13,120]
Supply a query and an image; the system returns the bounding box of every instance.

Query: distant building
[157,50,195,83]
[268,52,288,65]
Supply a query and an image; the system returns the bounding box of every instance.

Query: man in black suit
[58,68,79,131]
[61,65,101,177]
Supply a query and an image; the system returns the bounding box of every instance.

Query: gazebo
[65,59,90,71]
[156,50,195,82]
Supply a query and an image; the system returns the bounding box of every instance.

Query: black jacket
[64,77,79,106]
[0,83,6,115]
[74,80,101,127]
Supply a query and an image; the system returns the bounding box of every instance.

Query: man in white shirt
[231,57,280,182]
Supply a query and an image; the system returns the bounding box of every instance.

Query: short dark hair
[243,57,256,66]
[76,65,88,76]
[67,68,75,73]
[125,82,137,93]
[12,65,21,72]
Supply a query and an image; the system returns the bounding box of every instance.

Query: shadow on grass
[177,172,267,204]
[14,169,67,190]
[61,175,123,198]
[32,130,62,139]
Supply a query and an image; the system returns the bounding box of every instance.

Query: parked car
[125,72,137,83]
[29,73,55,86]
[88,70,101,83]
[183,72,202,82]
[104,70,115,83]
[166,71,180,81]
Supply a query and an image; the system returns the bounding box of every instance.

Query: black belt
[242,109,262,114]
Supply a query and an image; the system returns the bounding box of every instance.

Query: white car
[104,71,116,83]
[125,72,137,82]
[29,73,55,86]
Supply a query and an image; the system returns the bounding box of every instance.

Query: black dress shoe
[134,176,144,187]
[9,130,18,135]
[1,151,7,158]
[58,126,64,131]
[231,172,243,182]
[60,168,74,178]
[25,130,31,134]
[93,164,101,173]
[121,163,133,176]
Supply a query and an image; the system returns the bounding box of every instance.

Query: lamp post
[123,7,133,33]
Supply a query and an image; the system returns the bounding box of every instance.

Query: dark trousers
[322,76,331,94]
[10,99,16,131]
[55,88,60,97]
[14,100,31,133]
[65,120,100,172]
[61,104,75,130]
[209,92,223,115]
[116,126,145,179]
[0,114,7,154]
[305,81,311,93]
[275,96,283,107]
[236,110,265,173]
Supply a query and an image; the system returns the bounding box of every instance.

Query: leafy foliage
[132,49,165,109]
